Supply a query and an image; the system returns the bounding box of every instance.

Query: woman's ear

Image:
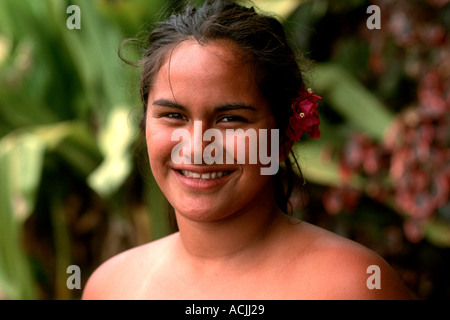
[279,136,294,163]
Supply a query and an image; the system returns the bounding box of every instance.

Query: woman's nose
[188,120,222,165]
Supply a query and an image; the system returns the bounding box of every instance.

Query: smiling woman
[145,38,278,224]
[82,0,412,300]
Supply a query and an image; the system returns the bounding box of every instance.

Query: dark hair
[131,0,307,222]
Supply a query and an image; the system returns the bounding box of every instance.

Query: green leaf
[313,63,395,140]
[292,140,365,189]
[0,133,43,299]
[88,107,137,197]
[425,219,450,248]
[0,133,45,222]
[32,121,102,177]
[251,0,302,20]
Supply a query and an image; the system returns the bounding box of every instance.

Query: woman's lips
[179,170,231,180]
[173,166,236,189]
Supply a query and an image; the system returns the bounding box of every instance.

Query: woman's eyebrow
[152,99,187,111]
[152,99,256,113]
[215,104,257,113]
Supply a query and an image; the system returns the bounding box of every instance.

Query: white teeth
[202,173,211,179]
[180,170,229,180]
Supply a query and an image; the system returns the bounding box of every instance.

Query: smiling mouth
[178,170,232,180]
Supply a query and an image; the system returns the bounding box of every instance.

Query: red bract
[286,85,322,142]
[387,104,449,222]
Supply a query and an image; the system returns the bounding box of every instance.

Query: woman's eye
[219,116,247,123]
[165,113,187,120]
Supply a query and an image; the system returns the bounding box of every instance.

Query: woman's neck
[173,194,286,269]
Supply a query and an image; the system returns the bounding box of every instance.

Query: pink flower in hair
[286,85,322,142]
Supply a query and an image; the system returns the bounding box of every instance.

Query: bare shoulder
[82,233,177,300]
[287,221,413,299]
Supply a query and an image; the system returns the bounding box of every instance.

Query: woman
[83,0,412,299]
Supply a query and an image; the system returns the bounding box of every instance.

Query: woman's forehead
[152,39,259,97]
[168,39,249,70]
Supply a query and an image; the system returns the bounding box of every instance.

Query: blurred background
[0,0,448,300]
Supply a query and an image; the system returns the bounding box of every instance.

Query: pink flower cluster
[286,84,322,142]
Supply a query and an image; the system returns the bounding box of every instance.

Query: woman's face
[146,39,278,222]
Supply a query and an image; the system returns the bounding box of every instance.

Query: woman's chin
[171,199,235,224]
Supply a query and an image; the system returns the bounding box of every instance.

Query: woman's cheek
[146,125,178,165]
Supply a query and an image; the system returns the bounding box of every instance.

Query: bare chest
[127,258,326,300]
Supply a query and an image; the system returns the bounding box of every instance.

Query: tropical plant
[0,0,174,300]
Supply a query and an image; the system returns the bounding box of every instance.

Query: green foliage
[0,0,171,299]
[312,63,395,140]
